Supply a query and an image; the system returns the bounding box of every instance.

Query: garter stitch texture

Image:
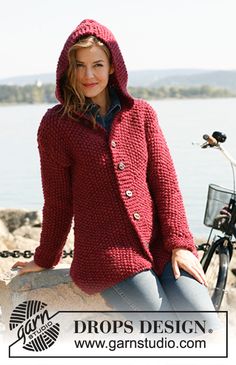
[34,19,197,294]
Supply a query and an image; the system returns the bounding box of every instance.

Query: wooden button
[118,162,125,170]
[133,212,140,220]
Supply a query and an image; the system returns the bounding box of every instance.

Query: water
[0,99,236,238]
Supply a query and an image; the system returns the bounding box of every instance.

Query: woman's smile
[82,82,99,88]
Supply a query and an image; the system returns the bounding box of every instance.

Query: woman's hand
[171,248,207,286]
[11,260,45,276]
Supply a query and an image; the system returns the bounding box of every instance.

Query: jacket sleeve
[34,113,73,268]
[144,103,197,255]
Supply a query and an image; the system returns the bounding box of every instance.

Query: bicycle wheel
[204,244,230,310]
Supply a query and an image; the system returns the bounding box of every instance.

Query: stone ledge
[0,268,111,330]
[8,268,72,292]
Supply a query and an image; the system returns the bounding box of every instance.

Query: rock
[0,219,12,241]
[0,219,9,236]
[0,206,74,277]
[0,209,41,233]
[8,267,72,292]
[0,267,111,332]
[12,225,40,240]
[5,235,39,251]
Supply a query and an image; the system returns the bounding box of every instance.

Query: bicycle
[197,131,236,310]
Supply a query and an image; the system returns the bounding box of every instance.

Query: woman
[12,19,220,327]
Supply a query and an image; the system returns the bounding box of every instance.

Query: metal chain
[0,250,74,259]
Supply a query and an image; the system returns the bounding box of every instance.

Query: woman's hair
[62,35,112,127]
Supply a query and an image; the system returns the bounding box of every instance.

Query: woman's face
[75,45,114,105]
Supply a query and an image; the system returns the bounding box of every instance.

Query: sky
[0,0,236,79]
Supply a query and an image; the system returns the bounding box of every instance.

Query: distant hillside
[127,69,209,87]
[150,70,236,91]
[0,73,55,86]
[0,69,236,91]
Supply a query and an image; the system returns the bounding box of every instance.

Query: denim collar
[87,88,121,117]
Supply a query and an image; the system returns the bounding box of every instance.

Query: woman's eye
[76,63,84,68]
[94,64,103,67]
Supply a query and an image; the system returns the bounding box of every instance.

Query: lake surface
[0,98,236,238]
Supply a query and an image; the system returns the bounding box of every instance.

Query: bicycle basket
[204,184,236,231]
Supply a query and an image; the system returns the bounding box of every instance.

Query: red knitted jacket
[34,19,197,294]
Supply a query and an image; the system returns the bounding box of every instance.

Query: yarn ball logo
[9,300,60,352]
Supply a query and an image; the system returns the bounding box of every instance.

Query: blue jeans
[101,262,221,330]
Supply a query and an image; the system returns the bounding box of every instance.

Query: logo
[9,300,60,352]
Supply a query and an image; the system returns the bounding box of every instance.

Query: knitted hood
[55,19,134,108]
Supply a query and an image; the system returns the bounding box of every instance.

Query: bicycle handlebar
[201,131,236,167]
[202,134,218,147]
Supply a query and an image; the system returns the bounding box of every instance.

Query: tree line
[0,84,235,104]
[129,85,236,99]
